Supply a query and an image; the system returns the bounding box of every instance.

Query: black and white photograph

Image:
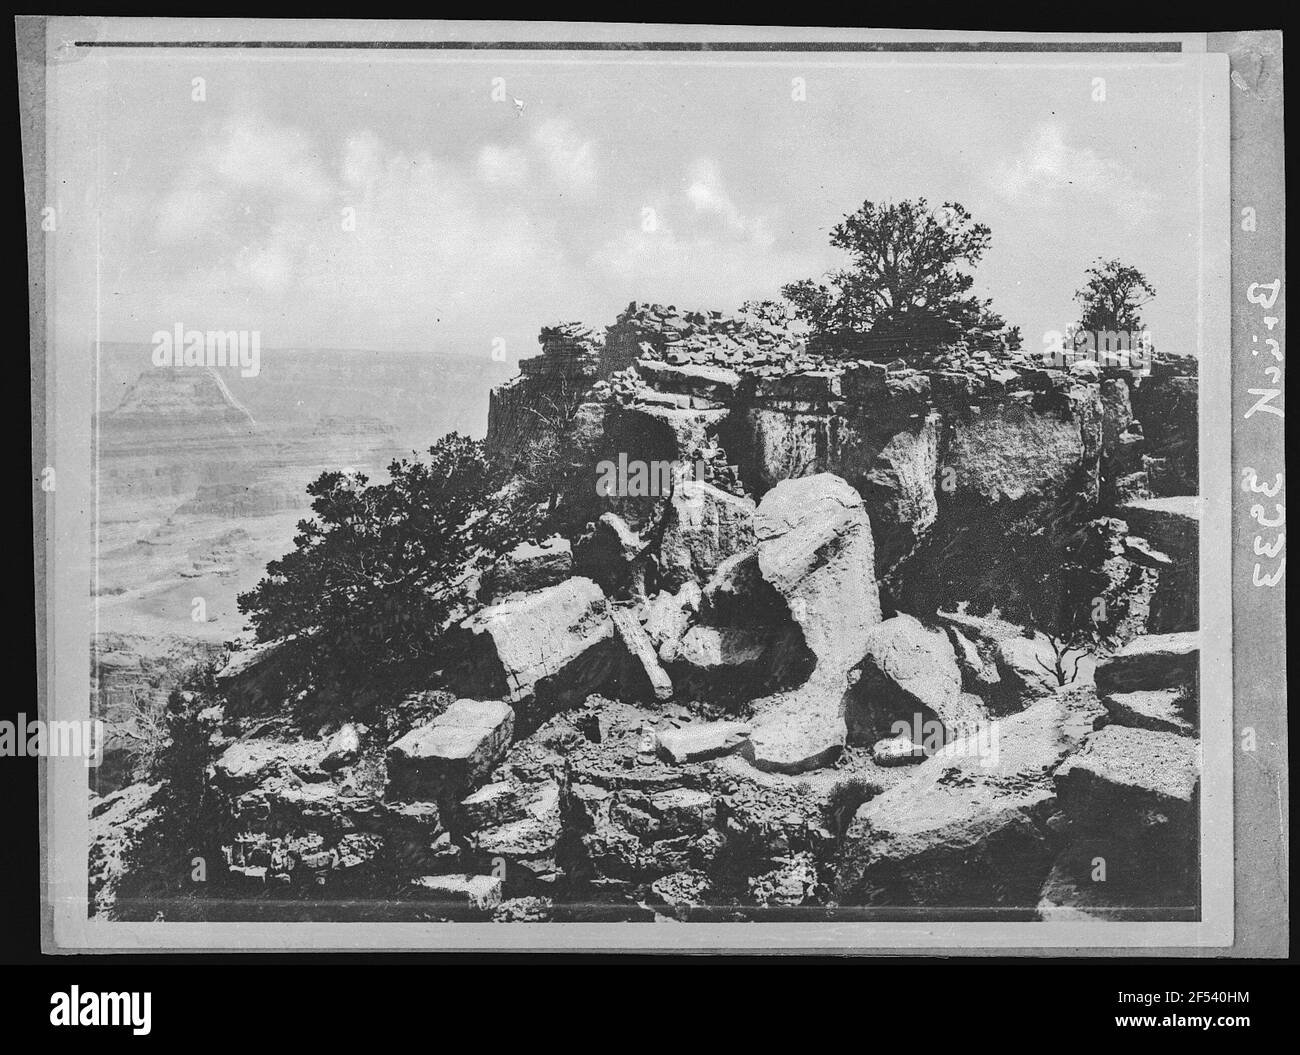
[15,20,1285,980]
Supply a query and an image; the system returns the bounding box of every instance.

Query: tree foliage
[1073,258,1156,336]
[237,434,536,688]
[782,198,1008,357]
[516,374,590,516]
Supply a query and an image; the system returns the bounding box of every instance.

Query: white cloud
[682,158,776,249]
[533,118,597,191]
[137,113,600,353]
[477,143,530,187]
[990,123,1157,224]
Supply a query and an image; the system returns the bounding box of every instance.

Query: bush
[237,433,538,694]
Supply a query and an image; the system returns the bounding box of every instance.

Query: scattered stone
[573,514,647,597]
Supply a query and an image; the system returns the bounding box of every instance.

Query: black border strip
[72,40,1184,51]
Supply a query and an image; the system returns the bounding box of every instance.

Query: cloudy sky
[51,53,1212,365]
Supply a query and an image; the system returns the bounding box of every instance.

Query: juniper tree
[782,198,1009,357]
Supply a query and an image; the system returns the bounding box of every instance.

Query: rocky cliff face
[93,305,1201,923]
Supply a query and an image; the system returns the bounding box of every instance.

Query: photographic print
[25,21,1245,952]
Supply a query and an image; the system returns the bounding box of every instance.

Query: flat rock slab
[635,359,741,402]
[1094,632,1199,695]
[656,720,751,764]
[1118,496,1201,557]
[1102,688,1196,737]
[1054,724,1199,824]
[387,700,515,801]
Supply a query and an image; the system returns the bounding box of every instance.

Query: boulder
[211,737,324,794]
[754,473,882,674]
[478,535,573,599]
[946,626,1002,695]
[745,675,852,775]
[320,723,361,772]
[856,412,941,570]
[451,577,616,712]
[658,480,756,590]
[386,700,515,801]
[1094,632,1198,695]
[1115,498,1200,633]
[847,613,985,742]
[1036,835,1196,922]
[836,699,1083,906]
[649,870,713,918]
[935,611,1062,706]
[656,720,751,764]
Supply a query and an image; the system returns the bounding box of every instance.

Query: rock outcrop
[100,303,1202,924]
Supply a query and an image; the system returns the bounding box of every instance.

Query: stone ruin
[91,301,1202,924]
